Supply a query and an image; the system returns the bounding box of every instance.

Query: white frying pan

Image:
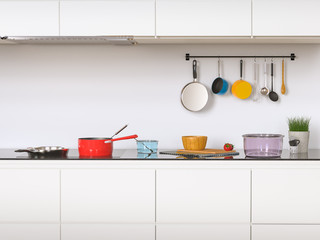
[181,60,209,112]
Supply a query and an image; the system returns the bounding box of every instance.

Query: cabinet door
[157,169,250,223]
[156,0,251,36]
[252,225,320,240]
[252,169,320,223]
[0,1,59,36]
[0,224,59,240]
[0,169,60,222]
[62,224,154,240]
[157,224,250,240]
[253,0,320,36]
[61,169,155,223]
[60,0,155,36]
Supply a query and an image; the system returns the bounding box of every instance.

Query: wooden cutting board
[177,149,236,154]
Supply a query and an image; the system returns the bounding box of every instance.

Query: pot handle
[105,134,138,143]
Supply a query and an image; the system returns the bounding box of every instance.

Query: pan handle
[15,149,33,153]
[271,62,274,91]
[240,60,243,80]
[193,60,197,82]
[105,134,138,143]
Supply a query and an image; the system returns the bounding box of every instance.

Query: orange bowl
[182,136,207,151]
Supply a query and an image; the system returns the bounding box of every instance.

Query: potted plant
[288,117,311,153]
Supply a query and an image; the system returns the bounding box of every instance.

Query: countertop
[2,149,320,160]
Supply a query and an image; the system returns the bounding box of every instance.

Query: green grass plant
[288,117,311,132]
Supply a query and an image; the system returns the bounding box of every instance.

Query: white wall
[0,44,318,150]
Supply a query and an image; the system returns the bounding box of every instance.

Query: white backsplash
[0,43,318,150]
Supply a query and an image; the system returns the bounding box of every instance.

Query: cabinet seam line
[59,169,62,240]
[251,0,253,38]
[154,0,157,38]
[155,169,157,240]
[250,169,252,240]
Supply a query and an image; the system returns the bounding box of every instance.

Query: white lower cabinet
[61,224,155,240]
[252,169,320,223]
[157,224,250,240]
[0,224,59,240]
[157,169,250,223]
[252,225,320,240]
[0,169,60,222]
[61,169,155,223]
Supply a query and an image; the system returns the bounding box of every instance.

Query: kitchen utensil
[231,60,252,99]
[177,149,236,154]
[211,59,229,95]
[136,140,158,153]
[181,60,209,112]
[252,59,259,101]
[182,136,207,151]
[281,59,286,94]
[78,134,138,157]
[260,59,269,96]
[111,124,128,138]
[15,146,68,159]
[243,134,284,157]
[159,151,239,159]
[269,61,279,102]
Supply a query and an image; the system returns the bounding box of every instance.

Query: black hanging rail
[186,53,296,61]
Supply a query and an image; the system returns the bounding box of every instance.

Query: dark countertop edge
[1,149,320,161]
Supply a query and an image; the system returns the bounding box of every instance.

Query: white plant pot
[288,131,310,153]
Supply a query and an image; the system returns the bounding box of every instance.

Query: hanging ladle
[269,60,279,102]
[260,59,269,96]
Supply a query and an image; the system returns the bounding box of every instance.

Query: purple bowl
[243,134,284,158]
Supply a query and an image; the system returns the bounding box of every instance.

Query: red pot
[78,134,138,157]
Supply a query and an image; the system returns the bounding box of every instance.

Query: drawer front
[157,169,250,223]
[61,169,155,223]
[62,224,155,240]
[253,169,320,223]
[157,224,250,240]
[252,225,320,240]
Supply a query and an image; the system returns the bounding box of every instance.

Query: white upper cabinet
[60,0,155,36]
[157,169,250,223]
[0,1,59,36]
[156,0,251,36]
[252,169,320,223]
[253,0,320,36]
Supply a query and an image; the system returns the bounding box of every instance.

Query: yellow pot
[232,80,252,99]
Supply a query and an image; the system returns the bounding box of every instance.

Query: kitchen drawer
[61,169,155,223]
[157,224,250,240]
[157,169,250,223]
[252,169,320,223]
[252,225,320,240]
[0,224,59,240]
[0,169,60,222]
[62,224,154,240]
